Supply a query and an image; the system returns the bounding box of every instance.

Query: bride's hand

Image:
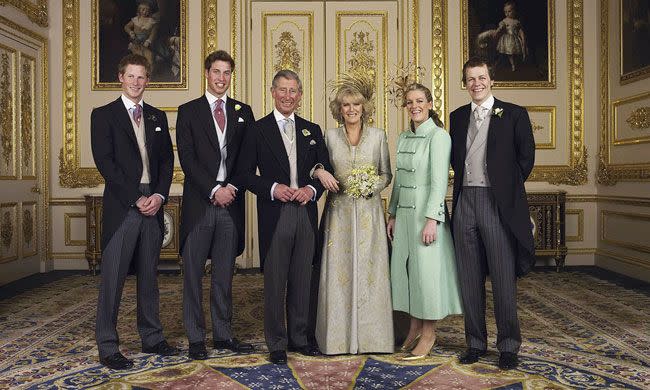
[314,168,339,193]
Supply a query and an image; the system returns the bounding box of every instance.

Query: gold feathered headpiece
[327,69,375,103]
[387,61,426,108]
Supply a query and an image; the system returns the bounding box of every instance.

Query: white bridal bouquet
[345,165,380,199]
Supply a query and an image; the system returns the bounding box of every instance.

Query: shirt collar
[205,90,228,107]
[121,95,144,111]
[470,94,495,113]
[273,108,295,123]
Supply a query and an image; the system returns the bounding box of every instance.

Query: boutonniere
[148,114,158,122]
[234,104,241,111]
[302,129,311,137]
[493,107,504,118]
[309,139,316,145]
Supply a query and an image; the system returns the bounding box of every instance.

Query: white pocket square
[309,139,316,145]
[238,117,245,122]
[155,127,161,132]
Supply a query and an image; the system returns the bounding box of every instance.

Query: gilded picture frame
[462,0,555,88]
[91,0,187,90]
[619,0,650,84]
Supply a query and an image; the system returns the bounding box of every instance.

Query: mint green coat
[388,118,463,320]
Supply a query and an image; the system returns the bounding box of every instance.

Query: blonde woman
[312,74,394,355]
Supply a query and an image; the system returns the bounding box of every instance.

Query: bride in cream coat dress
[312,75,394,355]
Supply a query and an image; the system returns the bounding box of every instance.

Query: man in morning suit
[450,58,536,370]
[176,50,255,360]
[91,54,178,370]
[234,70,332,364]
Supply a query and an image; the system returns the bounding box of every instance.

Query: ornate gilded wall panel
[527,106,556,150]
[0,0,48,27]
[60,0,185,187]
[21,201,37,257]
[335,11,388,128]
[0,202,18,263]
[64,212,86,247]
[528,0,587,185]
[566,208,584,242]
[19,53,35,179]
[598,0,650,184]
[261,12,314,117]
[0,44,16,180]
[431,0,446,119]
[611,92,650,146]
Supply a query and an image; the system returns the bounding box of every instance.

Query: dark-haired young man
[176,50,255,360]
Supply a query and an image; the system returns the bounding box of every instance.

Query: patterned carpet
[0,270,649,389]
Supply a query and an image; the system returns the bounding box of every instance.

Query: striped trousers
[95,184,164,358]
[453,187,521,353]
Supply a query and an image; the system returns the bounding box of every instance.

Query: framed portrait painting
[620,0,650,84]
[462,0,555,88]
[92,0,187,89]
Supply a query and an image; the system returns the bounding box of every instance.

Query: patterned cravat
[283,118,295,141]
[474,105,488,126]
[132,104,142,126]
[213,99,225,132]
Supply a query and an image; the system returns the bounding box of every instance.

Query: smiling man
[176,50,255,360]
[233,69,332,364]
[449,58,536,370]
[91,54,177,369]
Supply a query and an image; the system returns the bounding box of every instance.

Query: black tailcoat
[176,96,255,255]
[90,97,174,253]
[449,98,536,276]
[232,112,332,271]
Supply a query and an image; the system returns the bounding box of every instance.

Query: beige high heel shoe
[399,334,421,352]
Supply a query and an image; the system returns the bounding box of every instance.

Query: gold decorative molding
[566,209,584,242]
[1,210,13,249]
[0,14,49,260]
[91,0,187,90]
[0,0,48,27]
[526,106,556,150]
[336,11,388,128]
[601,210,650,254]
[347,31,375,76]
[0,46,14,177]
[230,0,238,96]
[274,31,302,73]
[21,201,36,257]
[263,12,314,116]
[64,212,86,247]
[20,54,34,176]
[202,0,218,63]
[0,202,17,262]
[61,0,182,187]
[626,107,650,129]
[529,0,587,185]
[460,0,556,89]
[612,91,650,145]
[431,0,446,120]
[598,0,650,184]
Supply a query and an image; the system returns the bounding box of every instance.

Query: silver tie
[283,118,295,141]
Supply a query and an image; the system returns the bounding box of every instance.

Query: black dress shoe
[290,345,321,356]
[269,350,288,364]
[214,338,254,353]
[100,352,134,370]
[458,348,486,364]
[498,352,518,370]
[188,342,209,360]
[142,340,180,356]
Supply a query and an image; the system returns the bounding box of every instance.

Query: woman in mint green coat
[386,83,463,360]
